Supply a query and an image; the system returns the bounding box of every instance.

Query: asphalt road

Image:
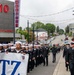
[28,35,65,75]
[28,52,62,75]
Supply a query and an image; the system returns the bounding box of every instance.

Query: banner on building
[14,0,20,27]
[0,53,29,75]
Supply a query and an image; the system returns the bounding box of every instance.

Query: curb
[53,53,70,75]
[53,54,62,75]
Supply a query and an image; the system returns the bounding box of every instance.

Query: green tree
[25,27,32,31]
[56,26,59,33]
[65,25,69,34]
[16,27,35,42]
[59,29,64,35]
[45,23,56,37]
[31,21,45,30]
[16,27,23,37]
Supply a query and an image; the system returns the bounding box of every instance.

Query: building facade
[0,0,20,43]
[0,0,14,32]
[69,23,74,37]
[34,28,48,41]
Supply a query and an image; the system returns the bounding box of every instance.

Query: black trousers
[52,54,56,63]
[43,56,48,66]
[69,63,74,75]
[65,61,69,69]
[35,57,39,67]
[71,70,74,75]
[31,60,34,69]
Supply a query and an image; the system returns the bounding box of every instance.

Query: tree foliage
[16,27,35,42]
[59,29,64,34]
[45,23,56,37]
[56,26,59,33]
[31,22,56,38]
[65,25,69,33]
[31,21,45,30]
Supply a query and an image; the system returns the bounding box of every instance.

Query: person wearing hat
[10,41,24,53]
[3,44,11,52]
[22,45,26,53]
[0,44,4,53]
[66,40,74,75]
[63,43,70,71]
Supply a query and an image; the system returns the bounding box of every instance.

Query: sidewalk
[53,54,70,75]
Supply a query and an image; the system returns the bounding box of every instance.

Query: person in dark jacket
[42,44,49,66]
[51,44,57,63]
[66,40,74,75]
[63,43,70,71]
[0,44,4,53]
[33,45,38,67]
[3,44,11,52]
[10,41,25,53]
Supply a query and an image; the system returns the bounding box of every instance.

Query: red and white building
[34,28,48,40]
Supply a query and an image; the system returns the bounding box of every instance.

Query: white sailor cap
[8,43,13,46]
[22,46,25,48]
[15,41,22,45]
[0,44,3,46]
[2,44,8,46]
[11,46,16,49]
[71,41,74,44]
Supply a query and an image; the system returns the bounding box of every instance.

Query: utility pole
[27,20,30,44]
[73,10,74,37]
[13,9,15,44]
[33,25,34,50]
[37,25,38,44]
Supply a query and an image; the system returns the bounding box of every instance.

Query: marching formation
[0,41,62,74]
[0,42,50,74]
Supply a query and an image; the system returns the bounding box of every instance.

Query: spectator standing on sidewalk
[63,43,70,71]
[66,38,74,75]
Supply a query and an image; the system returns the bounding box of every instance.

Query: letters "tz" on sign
[0,60,21,75]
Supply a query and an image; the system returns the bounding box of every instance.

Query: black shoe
[46,65,48,66]
[52,61,54,63]
[43,64,45,66]
[66,68,68,71]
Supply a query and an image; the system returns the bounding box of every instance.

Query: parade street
[28,35,64,75]
[0,0,74,75]
[28,51,62,75]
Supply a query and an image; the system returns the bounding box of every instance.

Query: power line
[22,7,74,17]
[20,14,74,23]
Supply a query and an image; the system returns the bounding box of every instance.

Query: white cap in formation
[71,41,74,44]
[2,44,8,46]
[11,46,16,49]
[15,41,22,45]
[0,44,3,46]
[22,46,25,48]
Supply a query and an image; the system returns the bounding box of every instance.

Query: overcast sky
[8,0,74,29]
